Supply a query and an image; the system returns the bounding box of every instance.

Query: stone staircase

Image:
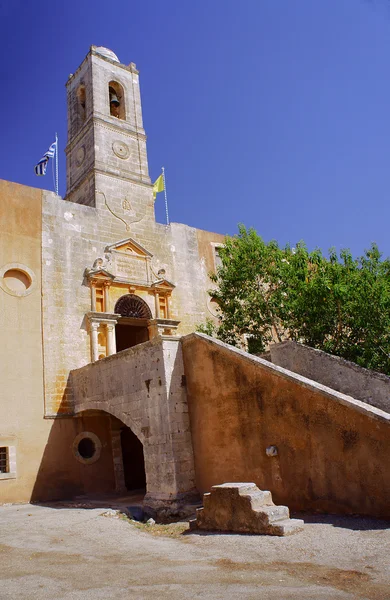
[190,483,304,536]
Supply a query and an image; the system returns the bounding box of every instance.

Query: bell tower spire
[65,46,154,222]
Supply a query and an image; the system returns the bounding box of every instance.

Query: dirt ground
[0,503,389,600]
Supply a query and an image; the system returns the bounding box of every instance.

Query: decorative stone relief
[96,190,147,231]
[112,140,130,159]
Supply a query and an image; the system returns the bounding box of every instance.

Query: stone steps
[266,518,305,536]
[191,482,304,536]
[243,489,273,509]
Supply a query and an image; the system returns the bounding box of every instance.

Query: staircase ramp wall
[181,333,390,519]
[270,340,390,413]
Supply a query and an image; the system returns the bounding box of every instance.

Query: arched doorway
[120,425,146,491]
[114,294,152,351]
[70,410,147,497]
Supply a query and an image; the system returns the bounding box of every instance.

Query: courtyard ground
[0,502,389,600]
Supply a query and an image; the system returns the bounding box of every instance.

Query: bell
[109,92,120,106]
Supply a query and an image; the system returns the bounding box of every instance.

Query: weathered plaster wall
[70,337,196,510]
[270,341,390,414]
[182,333,390,519]
[0,181,116,504]
[0,180,46,502]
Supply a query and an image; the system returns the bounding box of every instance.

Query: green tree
[204,225,390,374]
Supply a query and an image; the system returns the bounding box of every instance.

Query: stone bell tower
[65,46,154,223]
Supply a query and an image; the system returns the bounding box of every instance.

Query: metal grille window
[0,447,9,473]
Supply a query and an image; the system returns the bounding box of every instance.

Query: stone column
[103,282,110,312]
[110,419,126,493]
[90,322,99,362]
[154,292,160,318]
[106,323,117,356]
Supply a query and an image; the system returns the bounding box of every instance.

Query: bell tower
[65,46,154,222]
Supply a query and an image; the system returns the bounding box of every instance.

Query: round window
[78,437,96,459]
[73,432,102,464]
[3,269,31,293]
[0,263,36,297]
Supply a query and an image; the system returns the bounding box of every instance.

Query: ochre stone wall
[0,181,117,503]
[0,180,46,502]
[182,333,390,519]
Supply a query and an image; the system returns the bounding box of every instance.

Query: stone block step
[254,504,290,524]
[212,482,259,496]
[242,490,273,509]
[192,483,304,536]
[266,518,305,537]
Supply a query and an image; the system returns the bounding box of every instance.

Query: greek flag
[34,140,57,176]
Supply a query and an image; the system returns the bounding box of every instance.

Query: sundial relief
[98,191,147,231]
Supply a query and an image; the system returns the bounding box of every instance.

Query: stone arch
[76,85,86,125]
[74,403,144,443]
[73,406,147,494]
[108,80,126,120]
[115,294,152,319]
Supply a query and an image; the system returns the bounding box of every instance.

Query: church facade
[0,46,224,507]
[2,47,389,520]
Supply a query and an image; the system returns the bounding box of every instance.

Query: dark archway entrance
[114,294,152,352]
[120,425,146,491]
[116,318,149,351]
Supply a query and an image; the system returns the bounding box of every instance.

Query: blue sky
[1,0,390,256]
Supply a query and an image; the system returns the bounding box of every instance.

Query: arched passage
[114,294,152,351]
[74,408,147,495]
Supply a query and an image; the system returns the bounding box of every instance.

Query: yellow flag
[153,173,164,200]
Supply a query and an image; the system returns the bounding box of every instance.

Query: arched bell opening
[76,85,86,125]
[108,80,125,120]
[114,294,153,351]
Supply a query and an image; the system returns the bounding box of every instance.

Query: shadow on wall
[31,386,117,502]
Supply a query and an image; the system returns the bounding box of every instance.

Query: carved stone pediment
[151,279,175,291]
[86,268,115,281]
[103,237,153,284]
[105,237,153,258]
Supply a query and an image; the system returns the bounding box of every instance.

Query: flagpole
[55,132,59,196]
[162,166,169,225]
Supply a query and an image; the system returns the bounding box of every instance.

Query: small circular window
[4,269,31,293]
[78,437,96,459]
[0,263,36,297]
[73,432,102,464]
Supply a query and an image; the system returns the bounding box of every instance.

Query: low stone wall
[181,333,390,519]
[270,341,390,413]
